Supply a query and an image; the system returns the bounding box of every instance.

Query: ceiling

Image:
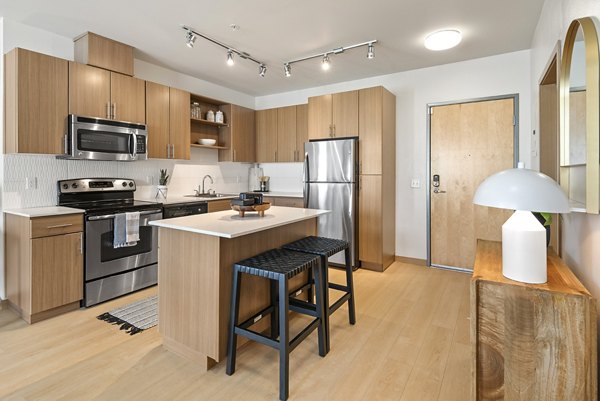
[0,0,545,96]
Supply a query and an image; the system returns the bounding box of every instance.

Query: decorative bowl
[198,138,217,146]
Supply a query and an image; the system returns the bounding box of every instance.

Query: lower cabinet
[358,175,395,271]
[263,196,304,208]
[5,213,84,323]
[207,200,232,213]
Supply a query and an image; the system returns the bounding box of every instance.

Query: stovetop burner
[57,178,162,216]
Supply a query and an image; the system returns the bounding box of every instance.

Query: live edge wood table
[150,206,329,370]
[471,240,597,401]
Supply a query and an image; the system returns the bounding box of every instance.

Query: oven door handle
[87,209,162,221]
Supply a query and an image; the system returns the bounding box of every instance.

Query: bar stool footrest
[329,293,352,315]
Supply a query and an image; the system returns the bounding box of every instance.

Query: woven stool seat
[282,236,348,258]
[234,249,319,280]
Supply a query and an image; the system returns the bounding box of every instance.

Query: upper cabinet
[560,17,600,214]
[4,48,68,154]
[359,87,395,175]
[74,32,134,76]
[256,108,278,162]
[219,104,256,163]
[308,90,358,139]
[69,62,145,124]
[145,82,191,160]
[256,105,308,163]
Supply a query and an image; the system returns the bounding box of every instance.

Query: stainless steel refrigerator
[303,137,358,267]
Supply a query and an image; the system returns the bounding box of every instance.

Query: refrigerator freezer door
[306,182,358,266]
[304,139,357,183]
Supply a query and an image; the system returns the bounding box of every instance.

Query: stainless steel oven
[84,209,162,305]
[62,115,148,161]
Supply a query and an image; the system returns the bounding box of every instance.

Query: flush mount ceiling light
[424,29,462,51]
[182,26,267,77]
[284,40,376,77]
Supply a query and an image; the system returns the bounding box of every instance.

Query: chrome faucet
[200,174,214,195]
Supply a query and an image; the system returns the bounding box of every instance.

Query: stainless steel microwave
[61,115,148,161]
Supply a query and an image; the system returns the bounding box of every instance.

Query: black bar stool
[282,236,356,353]
[226,248,327,401]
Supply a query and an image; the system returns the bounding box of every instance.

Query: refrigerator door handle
[303,152,310,208]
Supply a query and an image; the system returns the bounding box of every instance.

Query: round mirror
[560,17,600,213]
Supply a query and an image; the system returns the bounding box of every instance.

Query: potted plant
[156,169,169,200]
[532,212,552,247]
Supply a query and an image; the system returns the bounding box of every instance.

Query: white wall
[256,50,532,260]
[530,0,600,329]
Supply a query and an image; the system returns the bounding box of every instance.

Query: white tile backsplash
[259,163,303,193]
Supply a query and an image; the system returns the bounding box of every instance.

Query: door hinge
[513,115,516,126]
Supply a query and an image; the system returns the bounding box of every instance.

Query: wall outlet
[146,175,154,185]
[410,178,421,189]
[25,177,38,190]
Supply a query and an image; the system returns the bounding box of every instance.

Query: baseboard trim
[0,299,7,310]
[395,255,428,266]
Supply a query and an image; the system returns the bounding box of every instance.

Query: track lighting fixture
[181,26,267,75]
[321,54,331,70]
[284,39,377,77]
[185,30,196,48]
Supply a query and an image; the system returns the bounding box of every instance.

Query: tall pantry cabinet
[358,86,396,271]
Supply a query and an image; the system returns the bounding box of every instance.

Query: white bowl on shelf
[197,138,217,146]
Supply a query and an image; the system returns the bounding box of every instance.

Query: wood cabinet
[219,104,256,162]
[145,83,190,159]
[169,88,191,160]
[74,31,134,76]
[256,104,308,163]
[308,90,358,139]
[263,196,304,208]
[69,62,145,124]
[277,106,297,162]
[357,86,396,271]
[207,200,232,213]
[471,240,597,401]
[5,213,84,324]
[4,48,68,154]
[256,108,278,162]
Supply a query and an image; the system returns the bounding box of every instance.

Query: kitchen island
[150,206,328,370]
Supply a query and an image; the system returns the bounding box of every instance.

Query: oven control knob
[122,182,127,187]
[128,182,134,187]
[71,183,78,189]
[62,183,69,190]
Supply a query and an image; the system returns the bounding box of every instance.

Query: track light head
[284,63,292,77]
[226,50,234,66]
[259,64,267,77]
[185,30,196,48]
[367,43,374,59]
[321,54,331,71]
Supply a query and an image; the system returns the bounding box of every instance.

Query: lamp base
[501,210,547,284]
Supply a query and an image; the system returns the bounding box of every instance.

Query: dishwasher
[162,201,208,218]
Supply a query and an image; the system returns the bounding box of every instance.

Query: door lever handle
[433,188,446,194]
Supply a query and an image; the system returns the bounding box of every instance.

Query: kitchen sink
[184,193,235,198]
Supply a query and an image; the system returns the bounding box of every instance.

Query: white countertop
[150,206,329,238]
[4,206,85,218]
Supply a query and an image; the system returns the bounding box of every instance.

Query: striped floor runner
[97,295,158,335]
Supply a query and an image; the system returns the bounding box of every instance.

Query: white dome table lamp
[473,162,570,284]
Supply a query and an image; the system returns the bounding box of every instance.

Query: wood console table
[471,240,597,401]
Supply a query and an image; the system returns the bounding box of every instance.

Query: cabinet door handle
[360,161,362,174]
[233,149,236,162]
[112,103,116,120]
[275,150,277,162]
[171,144,175,159]
[166,144,171,159]
[106,103,111,119]
[47,223,73,229]
[79,232,83,255]
[359,176,362,191]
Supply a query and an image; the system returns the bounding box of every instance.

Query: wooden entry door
[430,98,515,269]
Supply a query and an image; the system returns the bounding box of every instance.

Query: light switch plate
[410,178,421,188]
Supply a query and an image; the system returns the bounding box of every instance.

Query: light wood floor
[0,262,471,400]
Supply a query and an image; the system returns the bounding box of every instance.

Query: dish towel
[113,212,140,248]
